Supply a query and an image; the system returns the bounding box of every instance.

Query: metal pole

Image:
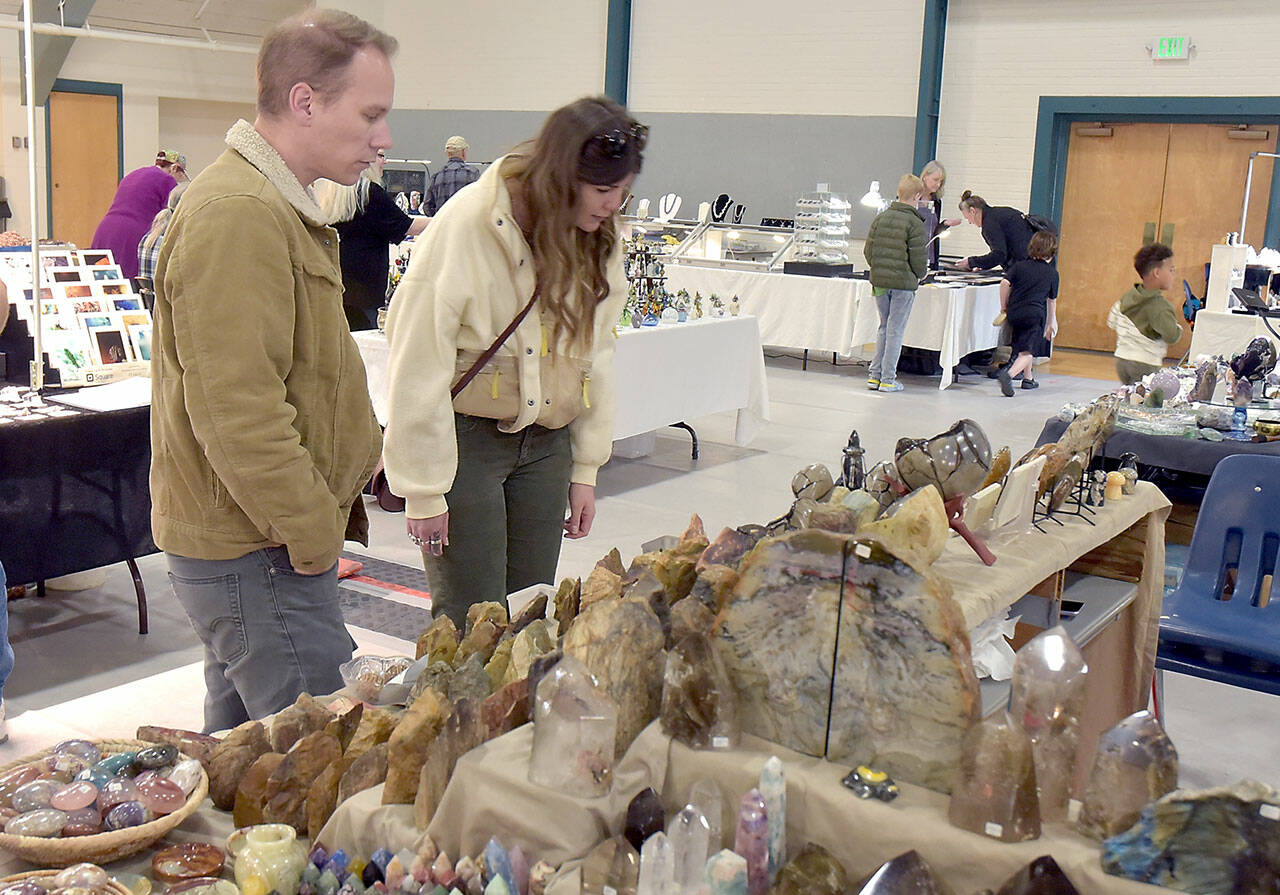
[23,0,42,390]
[1241,151,1280,244]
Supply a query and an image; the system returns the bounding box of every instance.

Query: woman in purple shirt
[91,150,187,279]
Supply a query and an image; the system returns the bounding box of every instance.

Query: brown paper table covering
[318,722,1164,894]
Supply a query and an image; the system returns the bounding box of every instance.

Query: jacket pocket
[167,570,247,664]
[451,351,521,422]
[208,466,228,509]
[536,355,592,429]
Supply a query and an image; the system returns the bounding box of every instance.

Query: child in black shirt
[996,231,1059,396]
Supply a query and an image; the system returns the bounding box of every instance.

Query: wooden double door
[1056,122,1278,355]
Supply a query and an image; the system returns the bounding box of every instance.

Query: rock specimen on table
[1009,626,1088,821]
[894,418,993,501]
[581,835,639,895]
[526,650,563,717]
[792,463,835,501]
[689,778,725,851]
[1101,779,1280,893]
[698,527,762,572]
[553,577,581,631]
[1077,710,1178,840]
[528,654,617,798]
[414,697,485,828]
[826,538,979,792]
[410,660,456,705]
[135,726,220,770]
[734,789,769,895]
[580,565,624,609]
[705,849,748,895]
[982,445,1011,489]
[854,850,954,895]
[948,712,1041,842]
[485,639,514,691]
[714,530,844,757]
[625,787,665,852]
[483,678,531,738]
[689,564,740,613]
[383,687,449,804]
[271,692,335,754]
[669,596,715,643]
[563,597,665,756]
[323,703,364,754]
[416,615,460,665]
[1189,361,1218,403]
[339,741,388,804]
[263,730,342,832]
[629,516,709,602]
[1056,395,1119,459]
[233,752,285,827]
[637,830,674,895]
[505,620,556,686]
[484,838,517,895]
[449,653,493,703]
[510,594,549,635]
[771,843,848,895]
[527,861,554,895]
[992,855,1081,895]
[790,498,859,534]
[305,760,344,841]
[864,460,903,510]
[758,756,785,878]
[343,706,400,766]
[669,804,712,893]
[1046,456,1084,513]
[624,570,672,642]
[660,633,739,750]
[1017,443,1068,499]
[454,620,502,668]
[856,485,950,570]
[208,719,271,810]
[466,601,509,637]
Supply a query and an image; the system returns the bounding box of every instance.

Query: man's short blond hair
[257,9,398,118]
[897,174,925,202]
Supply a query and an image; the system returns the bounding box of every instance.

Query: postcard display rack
[0,247,152,387]
[793,191,852,264]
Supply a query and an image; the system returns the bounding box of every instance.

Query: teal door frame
[43,77,124,240]
[1029,95,1280,248]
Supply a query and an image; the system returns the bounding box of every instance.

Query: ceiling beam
[19,0,96,106]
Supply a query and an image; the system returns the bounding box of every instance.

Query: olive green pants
[1116,357,1161,385]
[423,413,572,629]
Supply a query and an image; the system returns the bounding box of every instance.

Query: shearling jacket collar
[224,119,327,227]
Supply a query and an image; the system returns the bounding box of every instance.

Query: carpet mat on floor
[338,552,431,639]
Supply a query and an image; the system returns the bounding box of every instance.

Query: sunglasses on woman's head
[588,123,648,158]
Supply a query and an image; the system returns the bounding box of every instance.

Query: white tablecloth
[1188,308,1280,359]
[663,266,1002,389]
[352,315,770,446]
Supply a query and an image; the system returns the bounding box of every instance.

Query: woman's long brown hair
[500,96,644,352]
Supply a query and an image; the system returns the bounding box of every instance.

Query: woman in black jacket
[954,190,1035,272]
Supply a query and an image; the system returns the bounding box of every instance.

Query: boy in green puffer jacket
[863,174,926,392]
[1106,242,1183,384]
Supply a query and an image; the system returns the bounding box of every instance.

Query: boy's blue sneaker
[878,381,905,393]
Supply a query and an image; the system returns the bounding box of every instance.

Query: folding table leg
[126,558,149,635]
[670,422,699,460]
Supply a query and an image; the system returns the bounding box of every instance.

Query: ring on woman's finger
[409,534,425,546]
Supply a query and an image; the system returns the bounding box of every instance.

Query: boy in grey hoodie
[1106,242,1182,385]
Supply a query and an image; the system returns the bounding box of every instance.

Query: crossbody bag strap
[450,287,541,399]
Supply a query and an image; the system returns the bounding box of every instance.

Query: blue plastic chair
[1156,454,1280,702]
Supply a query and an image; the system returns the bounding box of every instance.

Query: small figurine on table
[842,765,899,802]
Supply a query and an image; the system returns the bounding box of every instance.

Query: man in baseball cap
[425,134,478,215]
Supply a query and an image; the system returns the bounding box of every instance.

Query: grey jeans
[869,289,916,384]
[167,547,351,733]
[424,414,572,630]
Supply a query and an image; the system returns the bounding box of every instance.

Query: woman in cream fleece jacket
[383,97,645,626]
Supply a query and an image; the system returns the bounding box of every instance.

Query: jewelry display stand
[793,191,852,265]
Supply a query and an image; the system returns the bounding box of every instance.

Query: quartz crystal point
[528,654,617,798]
[581,835,640,895]
[668,804,711,894]
[771,843,848,895]
[1077,710,1178,840]
[947,712,1041,842]
[757,757,785,879]
[704,850,748,895]
[637,831,675,895]
[733,789,769,895]
[625,787,666,852]
[660,633,739,750]
[1101,779,1280,893]
[854,850,954,895]
[993,855,1081,895]
[483,840,516,895]
[1008,625,1088,822]
[507,846,530,895]
[688,778,724,850]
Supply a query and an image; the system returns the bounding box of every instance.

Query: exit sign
[1151,36,1192,60]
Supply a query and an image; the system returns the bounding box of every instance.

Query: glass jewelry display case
[668,221,797,272]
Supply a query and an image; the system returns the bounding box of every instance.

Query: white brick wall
[936,0,1280,257]
[629,0,925,115]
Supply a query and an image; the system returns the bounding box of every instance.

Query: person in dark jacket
[954,190,1035,272]
[863,174,927,392]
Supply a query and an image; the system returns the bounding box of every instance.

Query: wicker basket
[0,868,134,895]
[0,739,209,867]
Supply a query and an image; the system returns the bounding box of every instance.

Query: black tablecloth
[1036,415,1280,476]
[0,404,155,584]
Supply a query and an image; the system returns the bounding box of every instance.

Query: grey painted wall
[386,109,916,236]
